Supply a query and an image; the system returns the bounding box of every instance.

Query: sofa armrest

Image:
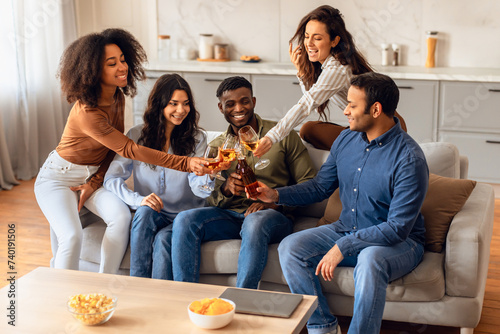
[444,183,495,298]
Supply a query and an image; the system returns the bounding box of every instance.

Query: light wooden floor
[1,178,499,333]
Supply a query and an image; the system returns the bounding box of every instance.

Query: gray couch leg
[460,328,474,334]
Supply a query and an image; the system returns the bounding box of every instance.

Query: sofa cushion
[80,221,131,269]
[421,173,476,253]
[263,243,446,302]
[317,189,341,226]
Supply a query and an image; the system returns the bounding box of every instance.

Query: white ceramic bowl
[187,298,235,329]
[67,294,117,326]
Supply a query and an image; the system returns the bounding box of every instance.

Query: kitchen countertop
[145,60,500,83]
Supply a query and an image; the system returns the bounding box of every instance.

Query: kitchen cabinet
[439,132,500,183]
[438,81,500,183]
[182,72,250,131]
[394,79,438,143]
[439,81,500,133]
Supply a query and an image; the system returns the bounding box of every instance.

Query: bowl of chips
[67,293,117,325]
[188,297,235,329]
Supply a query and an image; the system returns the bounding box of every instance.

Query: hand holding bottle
[245,181,279,203]
[221,172,245,197]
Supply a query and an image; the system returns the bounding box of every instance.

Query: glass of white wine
[214,134,238,181]
[198,146,220,193]
[238,125,270,170]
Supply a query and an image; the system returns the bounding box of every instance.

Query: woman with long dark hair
[254,5,406,154]
[103,74,212,279]
[34,29,210,274]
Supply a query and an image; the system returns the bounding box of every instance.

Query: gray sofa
[73,137,495,334]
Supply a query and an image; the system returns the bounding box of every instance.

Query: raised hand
[253,136,272,158]
[245,181,279,203]
[189,157,211,176]
[289,43,303,76]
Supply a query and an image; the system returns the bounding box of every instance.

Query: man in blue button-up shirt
[254,72,429,334]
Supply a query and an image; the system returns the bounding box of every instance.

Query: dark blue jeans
[278,224,424,334]
[129,206,176,280]
[171,207,293,289]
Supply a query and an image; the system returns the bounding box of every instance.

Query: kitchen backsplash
[157,0,500,68]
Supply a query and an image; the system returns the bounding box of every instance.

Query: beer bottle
[236,156,259,198]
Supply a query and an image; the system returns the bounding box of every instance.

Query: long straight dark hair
[138,74,200,163]
[290,5,373,119]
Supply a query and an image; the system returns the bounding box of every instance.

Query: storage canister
[158,35,170,61]
[199,34,214,59]
[214,43,229,60]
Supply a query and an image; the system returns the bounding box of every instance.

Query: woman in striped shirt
[254,5,406,154]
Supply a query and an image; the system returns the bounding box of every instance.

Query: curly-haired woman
[103,74,212,279]
[34,29,211,274]
[254,5,407,154]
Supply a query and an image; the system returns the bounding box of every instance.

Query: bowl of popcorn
[188,297,235,329]
[67,293,117,325]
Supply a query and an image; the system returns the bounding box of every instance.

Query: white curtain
[0,0,77,190]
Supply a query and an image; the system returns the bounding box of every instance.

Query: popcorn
[68,293,116,325]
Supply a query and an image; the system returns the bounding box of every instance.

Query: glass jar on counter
[158,35,170,61]
[214,43,229,60]
[199,34,214,59]
[425,31,438,68]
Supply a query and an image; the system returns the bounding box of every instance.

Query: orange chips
[189,298,234,315]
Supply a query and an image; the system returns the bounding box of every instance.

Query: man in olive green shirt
[171,76,316,289]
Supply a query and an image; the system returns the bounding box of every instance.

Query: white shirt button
[352,208,355,212]
[354,188,357,192]
[358,168,361,171]
[366,148,370,152]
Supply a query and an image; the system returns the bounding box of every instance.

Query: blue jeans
[130,206,177,280]
[278,224,424,334]
[171,207,293,289]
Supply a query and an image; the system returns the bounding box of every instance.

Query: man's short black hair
[216,76,253,99]
[350,72,399,118]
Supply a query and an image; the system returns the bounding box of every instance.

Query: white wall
[157,0,500,68]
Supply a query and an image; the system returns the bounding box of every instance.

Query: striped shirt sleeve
[265,57,352,144]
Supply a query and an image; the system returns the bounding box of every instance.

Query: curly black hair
[138,74,201,161]
[57,28,147,107]
[216,76,253,99]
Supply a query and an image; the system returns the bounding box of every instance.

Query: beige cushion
[317,189,341,226]
[421,173,476,252]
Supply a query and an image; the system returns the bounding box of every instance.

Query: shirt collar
[361,117,402,147]
[321,54,337,69]
[224,114,264,137]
